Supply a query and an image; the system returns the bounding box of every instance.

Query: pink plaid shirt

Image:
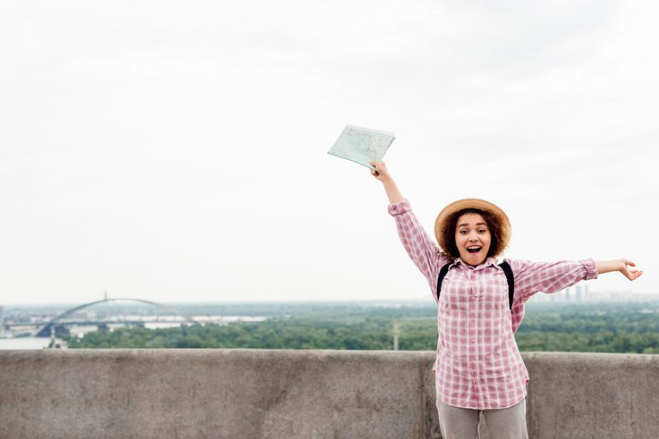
[388,199,598,410]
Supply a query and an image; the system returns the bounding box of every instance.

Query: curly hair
[440,208,507,259]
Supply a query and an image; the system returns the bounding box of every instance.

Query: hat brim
[434,198,511,256]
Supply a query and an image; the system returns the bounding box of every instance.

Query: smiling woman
[452,212,493,266]
[368,159,643,439]
[436,204,506,266]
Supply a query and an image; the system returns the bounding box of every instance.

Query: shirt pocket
[481,270,510,314]
[441,276,470,314]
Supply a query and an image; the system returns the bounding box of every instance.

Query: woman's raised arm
[369,160,449,302]
[370,161,404,204]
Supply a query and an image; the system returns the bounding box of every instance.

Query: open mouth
[466,246,482,254]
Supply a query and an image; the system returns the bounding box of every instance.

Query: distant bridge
[35,298,198,338]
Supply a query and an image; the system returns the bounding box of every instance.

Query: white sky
[1,0,657,305]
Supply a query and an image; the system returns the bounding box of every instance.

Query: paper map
[327,125,395,170]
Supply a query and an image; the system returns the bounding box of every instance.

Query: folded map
[327,125,395,170]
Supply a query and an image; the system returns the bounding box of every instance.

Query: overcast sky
[1,0,657,305]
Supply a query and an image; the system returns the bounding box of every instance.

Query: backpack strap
[436,261,516,310]
[499,261,515,310]
[436,262,453,302]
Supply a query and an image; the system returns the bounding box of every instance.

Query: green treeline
[63,302,659,353]
[515,310,659,353]
[66,319,394,350]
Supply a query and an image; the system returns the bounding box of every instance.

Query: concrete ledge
[0,350,657,438]
[524,352,659,439]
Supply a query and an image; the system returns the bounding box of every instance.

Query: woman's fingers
[369,160,386,179]
[622,258,636,267]
[623,267,632,280]
[623,264,643,281]
[629,270,643,280]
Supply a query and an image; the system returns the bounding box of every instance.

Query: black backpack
[436,261,515,310]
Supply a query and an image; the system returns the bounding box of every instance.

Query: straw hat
[434,199,511,255]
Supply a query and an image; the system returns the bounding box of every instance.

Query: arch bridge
[36,298,198,338]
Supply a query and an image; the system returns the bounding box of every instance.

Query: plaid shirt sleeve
[508,258,598,302]
[388,199,451,302]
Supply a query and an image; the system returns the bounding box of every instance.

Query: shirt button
[471,338,476,343]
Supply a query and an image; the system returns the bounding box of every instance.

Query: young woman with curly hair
[369,160,642,439]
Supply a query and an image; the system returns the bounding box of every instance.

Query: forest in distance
[63,301,659,354]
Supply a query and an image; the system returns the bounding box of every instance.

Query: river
[0,337,54,350]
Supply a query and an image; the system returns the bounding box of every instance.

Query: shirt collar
[454,256,498,270]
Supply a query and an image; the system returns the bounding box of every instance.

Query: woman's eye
[460,230,468,234]
[478,229,487,233]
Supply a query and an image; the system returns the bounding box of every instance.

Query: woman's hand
[595,259,643,281]
[369,160,405,204]
[369,160,392,183]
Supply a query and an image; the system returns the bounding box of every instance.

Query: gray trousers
[437,398,529,439]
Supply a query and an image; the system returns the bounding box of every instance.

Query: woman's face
[454,213,491,266]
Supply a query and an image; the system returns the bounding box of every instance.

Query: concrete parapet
[0,350,657,438]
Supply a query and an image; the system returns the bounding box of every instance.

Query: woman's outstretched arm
[595,259,643,281]
[370,161,404,204]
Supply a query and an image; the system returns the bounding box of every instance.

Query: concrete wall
[0,350,657,439]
